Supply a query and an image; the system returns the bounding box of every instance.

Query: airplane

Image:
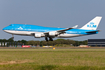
[3,16,102,41]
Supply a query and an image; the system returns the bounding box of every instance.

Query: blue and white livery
[3,16,102,41]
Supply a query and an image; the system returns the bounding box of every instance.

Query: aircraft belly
[58,34,83,38]
[3,30,43,36]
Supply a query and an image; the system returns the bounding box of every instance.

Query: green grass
[0,49,105,70]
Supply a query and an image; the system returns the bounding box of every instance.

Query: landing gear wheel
[49,37,53,41]
[45,37,48,42]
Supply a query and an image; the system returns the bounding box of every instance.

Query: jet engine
[34,34,42,38]
[49,31,59,36]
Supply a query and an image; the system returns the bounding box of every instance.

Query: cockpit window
[9,24,15,26]
[9,24,14,26]
[9,24,12,26]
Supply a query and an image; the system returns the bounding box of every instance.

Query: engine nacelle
[49,31,59,36]
[34,34,41,38]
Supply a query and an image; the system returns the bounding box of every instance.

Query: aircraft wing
[57,28,73,32]
[57,25,78,32]
[31,27,74,36]
[44,26,78,36]
[44,28,72,34]
[44,25,78,34]
[72,25,78,28]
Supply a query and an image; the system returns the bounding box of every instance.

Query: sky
[0,0,105,41]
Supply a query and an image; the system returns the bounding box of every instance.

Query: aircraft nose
[3,27,6,30]
[2,27,8,31]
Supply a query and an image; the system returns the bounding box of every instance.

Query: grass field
[0,48,105,70]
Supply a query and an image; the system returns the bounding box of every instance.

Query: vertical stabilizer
[80,16,102,30]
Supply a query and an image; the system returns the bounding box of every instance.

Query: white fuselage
[3,30,83,38]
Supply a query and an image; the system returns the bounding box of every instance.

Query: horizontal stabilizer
[86,30,100,33]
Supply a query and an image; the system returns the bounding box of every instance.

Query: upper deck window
[9,24,12,26]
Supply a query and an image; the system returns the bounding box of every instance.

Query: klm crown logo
[18,27,23,30]
[87,22,97,28]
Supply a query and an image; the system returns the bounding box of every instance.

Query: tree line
[0,38,88,47]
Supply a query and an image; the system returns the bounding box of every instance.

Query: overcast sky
[0,0,105,41]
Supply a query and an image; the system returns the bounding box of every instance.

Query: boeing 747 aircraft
[3,16,102,41]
